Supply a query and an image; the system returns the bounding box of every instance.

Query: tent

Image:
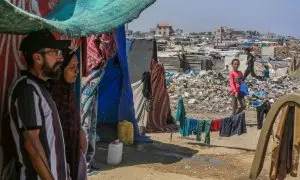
[127,39,175,133]
[255,57,291,77]
[0,0,156,175]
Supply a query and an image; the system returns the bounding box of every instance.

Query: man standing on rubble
[178,52,190,72]
[244,48,258,79]
[7,30,70,179]
[205,58,214,71]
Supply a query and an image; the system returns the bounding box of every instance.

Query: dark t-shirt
[8,71,67,180]
[247,54,255,67]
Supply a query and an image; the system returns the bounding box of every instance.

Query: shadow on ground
[187,142,256,152]
[93,139,198,171]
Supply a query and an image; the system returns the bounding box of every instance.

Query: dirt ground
[89,111,299,180]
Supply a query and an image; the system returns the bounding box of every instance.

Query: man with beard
[7,30,70,180]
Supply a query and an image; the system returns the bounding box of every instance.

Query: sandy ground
[90,111,299,180]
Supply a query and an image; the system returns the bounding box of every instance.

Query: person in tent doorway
[244,48,258,79]
[7,30,70,180]
[48,48,88,180]
[229,59,246,115]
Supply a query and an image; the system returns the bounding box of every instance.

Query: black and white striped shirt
[8,71,67,180]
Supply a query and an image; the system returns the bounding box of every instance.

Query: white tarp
[132,80,149,128]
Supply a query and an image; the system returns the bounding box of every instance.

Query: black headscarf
[61,48,76,72]
[48,48,81,180]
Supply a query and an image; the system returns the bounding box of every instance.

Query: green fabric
[175,96,187,136]
[196,120,211,145]
[0,0,156,36]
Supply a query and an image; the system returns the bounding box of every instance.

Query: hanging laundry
[175,96,188,136]
[196,120,212,145]
[291,106,300,177]
[188,119,198,136]
[269,106,289,180]
[179,118,212,145]
[270,105,300,180]
[276,107,294,180]
[211,119,221,132]
[256,100,271,129]
[219,112,246,137]
[141,72,153,112]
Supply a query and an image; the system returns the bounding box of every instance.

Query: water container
[107,140,123,165]
[118,120,134,145]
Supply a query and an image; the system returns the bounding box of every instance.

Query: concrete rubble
[167,70,300,114]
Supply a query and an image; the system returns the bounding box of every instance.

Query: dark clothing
[8,71,67,180]
[231,94,246,115]
[247,54,255,66]
[219,112,247,137]
[244,66,258,79]
[244,53,258,79]
[256,101,271,129]
[178,54,190,72]
[48,80,82,180]
[142,72,153,112]
[205,59,214,71]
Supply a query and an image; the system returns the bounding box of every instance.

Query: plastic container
[107,140,123,165]
[118,120,134,145]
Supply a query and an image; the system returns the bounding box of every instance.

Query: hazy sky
[129,0,300,37]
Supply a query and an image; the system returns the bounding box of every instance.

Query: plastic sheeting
[127,39,174,132]
[0,0,156,36]
[132,80,149,127]
[97,56,121,123]
[116,27,139,138]
[97,26,139,138]
[127,39,153,83]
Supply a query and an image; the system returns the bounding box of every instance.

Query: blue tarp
[243,42,253,47]
[97,26,140,139]
[126,39,133,57]
[97,56,121,123]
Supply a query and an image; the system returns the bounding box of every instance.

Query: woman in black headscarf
[49,49,87,180]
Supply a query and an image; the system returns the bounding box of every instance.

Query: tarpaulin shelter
[0,0,156,176]
[96,27,143,142]
[255,57,291,77]
[0,0,156,36]
[127,39,175,132]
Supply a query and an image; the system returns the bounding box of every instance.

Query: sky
[129,0,300,37]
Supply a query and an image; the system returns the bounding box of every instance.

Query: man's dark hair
[23,52,35,68]
[231,58,240,65]
[245,48,251,53]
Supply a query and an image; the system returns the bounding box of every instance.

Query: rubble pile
[167,71,300,114]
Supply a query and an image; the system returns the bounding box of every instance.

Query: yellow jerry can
[117,120,134,145]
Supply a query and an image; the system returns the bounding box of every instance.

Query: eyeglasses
[38,49,62,57]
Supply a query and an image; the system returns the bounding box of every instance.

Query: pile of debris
[167,71,300,114]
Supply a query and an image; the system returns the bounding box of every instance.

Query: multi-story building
[155,23,174,37]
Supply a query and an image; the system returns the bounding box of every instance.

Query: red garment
[86,32,117,74]
[229,71,244,95]
[211,119,221,132]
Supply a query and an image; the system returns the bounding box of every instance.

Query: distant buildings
[215,27,234,43]
[155,23,174,37]
[215,26,247,45]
